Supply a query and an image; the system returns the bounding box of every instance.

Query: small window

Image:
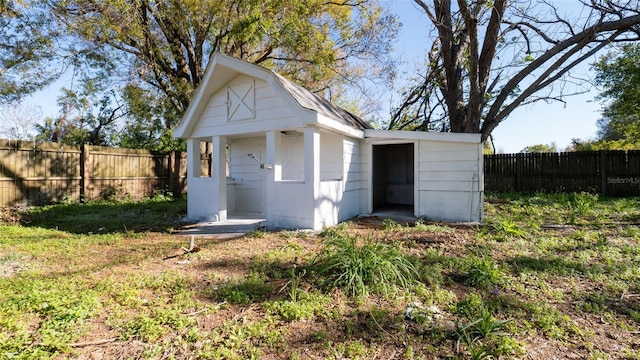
[196,141,229,178]
[199,141,212,177]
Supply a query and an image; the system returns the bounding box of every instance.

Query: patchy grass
[23,195,187,234]
[1,193,640,359]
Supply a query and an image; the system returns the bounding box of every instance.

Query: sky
[24,0,603,153]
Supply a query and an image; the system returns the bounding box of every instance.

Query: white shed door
[230,138,266,214]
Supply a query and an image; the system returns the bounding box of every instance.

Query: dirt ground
[43,214,637,360]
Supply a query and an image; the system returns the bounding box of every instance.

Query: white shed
[173,53,483,230]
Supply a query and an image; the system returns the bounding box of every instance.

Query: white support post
[266,131,282,181]
[187,138,201,178]
[414,141,419,218]
[304,128,321,229]
[212,136,227,221]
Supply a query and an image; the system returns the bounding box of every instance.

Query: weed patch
[453,294,523,359]
[264,290,331,321]
[463,256,509,290]
[217,274,275,304]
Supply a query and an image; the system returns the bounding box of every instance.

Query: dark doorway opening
[372,143,414,214]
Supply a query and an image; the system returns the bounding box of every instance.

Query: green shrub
[314,234,418,298]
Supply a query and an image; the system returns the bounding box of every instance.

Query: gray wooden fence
[484,151,640,196]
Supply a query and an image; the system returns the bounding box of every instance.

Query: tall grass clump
[314,234,418,299]
[464,256,508,290]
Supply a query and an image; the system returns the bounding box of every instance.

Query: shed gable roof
[272,73,372,130]
[173,53,372,138]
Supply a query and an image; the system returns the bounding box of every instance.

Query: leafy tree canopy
[520,142,558,153]
[570,44,640,151]
[0,0,58,103]
[40,0,398,150]
[567,137,640,151]
[593,44,640,145]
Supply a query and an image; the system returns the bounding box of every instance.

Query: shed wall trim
[365,129,480,143]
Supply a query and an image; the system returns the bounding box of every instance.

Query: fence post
[515,153,521,192]
[80,144,86,202]
[80,144,92,203]
[168,151,175,195]
[600,150,607,196]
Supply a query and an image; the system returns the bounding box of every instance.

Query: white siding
[280,134,304,181]
[267,182,314,229]
[359,140,371,214]
[187,177,216,221]
[308,136,357,228]
[266,132,314,229]
[340,138,361,221]
[315,180,343,229]
[417,140,483,222]
[313,137,363,228]
[320,132,343,181]
[343,139,361,192]
[419,191,482,221]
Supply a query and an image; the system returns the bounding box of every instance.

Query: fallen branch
[33,338,119,348]
[621,294,640,299]
[68,338,118,347]
[185,308,209,317]
[231,304,258,322]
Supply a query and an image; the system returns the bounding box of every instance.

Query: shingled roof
[272,72,373,130]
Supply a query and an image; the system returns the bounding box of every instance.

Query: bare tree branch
[399,0,640,141]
